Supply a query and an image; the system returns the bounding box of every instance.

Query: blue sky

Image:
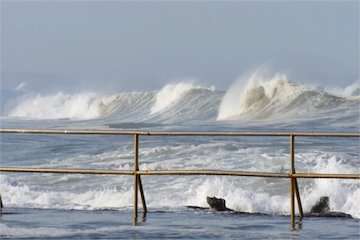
[1,1,358,92]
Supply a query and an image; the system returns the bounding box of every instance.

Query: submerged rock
[305,196,352,218]
[305,211,352,218]
[206,196,233,211]
[310,196,330,214]
[186,195,352,218]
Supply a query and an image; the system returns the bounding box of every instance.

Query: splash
[217,70,304,120]
[8,92,114,120]
[326,81,360,98]
[216,70,357,121]
[3,75,359,124]
[150,82,214,114]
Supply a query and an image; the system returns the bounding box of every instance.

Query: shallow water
[1,208,359,240]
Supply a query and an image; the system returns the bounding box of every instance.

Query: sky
[1,1,359,93]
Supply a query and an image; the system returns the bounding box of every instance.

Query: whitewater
[1,71,359,239]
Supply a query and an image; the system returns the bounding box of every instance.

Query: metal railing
[0,128,359,229]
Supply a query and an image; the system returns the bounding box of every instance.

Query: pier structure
[0,128,359,229]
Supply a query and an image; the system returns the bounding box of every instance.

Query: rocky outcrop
[305,196,352,218]
[310,196,329,213]
[186,195,353,218]
[206,196,233,211]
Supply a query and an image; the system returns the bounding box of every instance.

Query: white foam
[8,92,115,120]
[326,81,360,98]
[217,70,305,120]
[151,82,214,114]
[1,142,358,218]
[216,69,359,121]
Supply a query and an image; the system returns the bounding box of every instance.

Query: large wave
[5,82,220,123]
[8,92,113,120]
[4,74,360,125]
[217,70,360,121]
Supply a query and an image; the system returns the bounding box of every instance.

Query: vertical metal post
[0,194,3,209]
[133,134,139,225]
[290,134,296,229]
[295,178,304,219]
[138,176,147,214]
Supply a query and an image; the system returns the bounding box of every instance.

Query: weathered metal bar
[0,167,133,175]
[290,135,296,229]
[138,170,289,178]
[290,135,295,173]
[138,176,147,214]
[290,177,296,229]
[290,135,304,220]
[295,178,303,219]
[0,167,358,179]
[293,173,360,179]
[1,128,359,137]
[133,134,140,225]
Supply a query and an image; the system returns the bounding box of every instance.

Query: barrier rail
[0,128,359,229]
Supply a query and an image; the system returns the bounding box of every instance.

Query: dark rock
[305,211,352,218]
[206,196,233,211]
[307,196,352,218]
[186,195,352,219]
[310,196,329,214]
[186,205,209,210]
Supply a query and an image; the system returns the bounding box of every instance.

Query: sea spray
[217,70,305,120]
[151,82,215,114]
[8,92,112,120]
[3,76,359,124]
[216,70,357,121]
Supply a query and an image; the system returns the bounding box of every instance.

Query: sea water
[0,71,359,239]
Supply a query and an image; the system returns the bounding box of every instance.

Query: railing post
[0,193,3,209]
[295,178,303,220]
[133,134,139,225]
[138,176,147,215]
[290,134,296,229]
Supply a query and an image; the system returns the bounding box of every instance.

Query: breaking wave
[6,82,221,123]
[217,70,359,121]
[4,74,360,125]
[151,82,215,114]
[8,92,116,120]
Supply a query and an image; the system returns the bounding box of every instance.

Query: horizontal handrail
[0,167,133,175]
[1,128,359,137]
[0,167,358,179]
[293,172,360,179]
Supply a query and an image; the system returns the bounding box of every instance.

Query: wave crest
[151,82,214,114]
[217,70,357,121]
[8,92,114,120]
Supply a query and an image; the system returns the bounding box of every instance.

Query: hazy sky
[1,1,359,92]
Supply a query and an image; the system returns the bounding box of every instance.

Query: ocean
[0,72,359,239]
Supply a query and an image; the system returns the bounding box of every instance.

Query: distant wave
[151,82,214,114]
[8,92,114,120]
[6,82,220,122]
[4,74,360,125]
[217,70,359,121]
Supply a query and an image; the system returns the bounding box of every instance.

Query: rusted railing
[0,128,359,229]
